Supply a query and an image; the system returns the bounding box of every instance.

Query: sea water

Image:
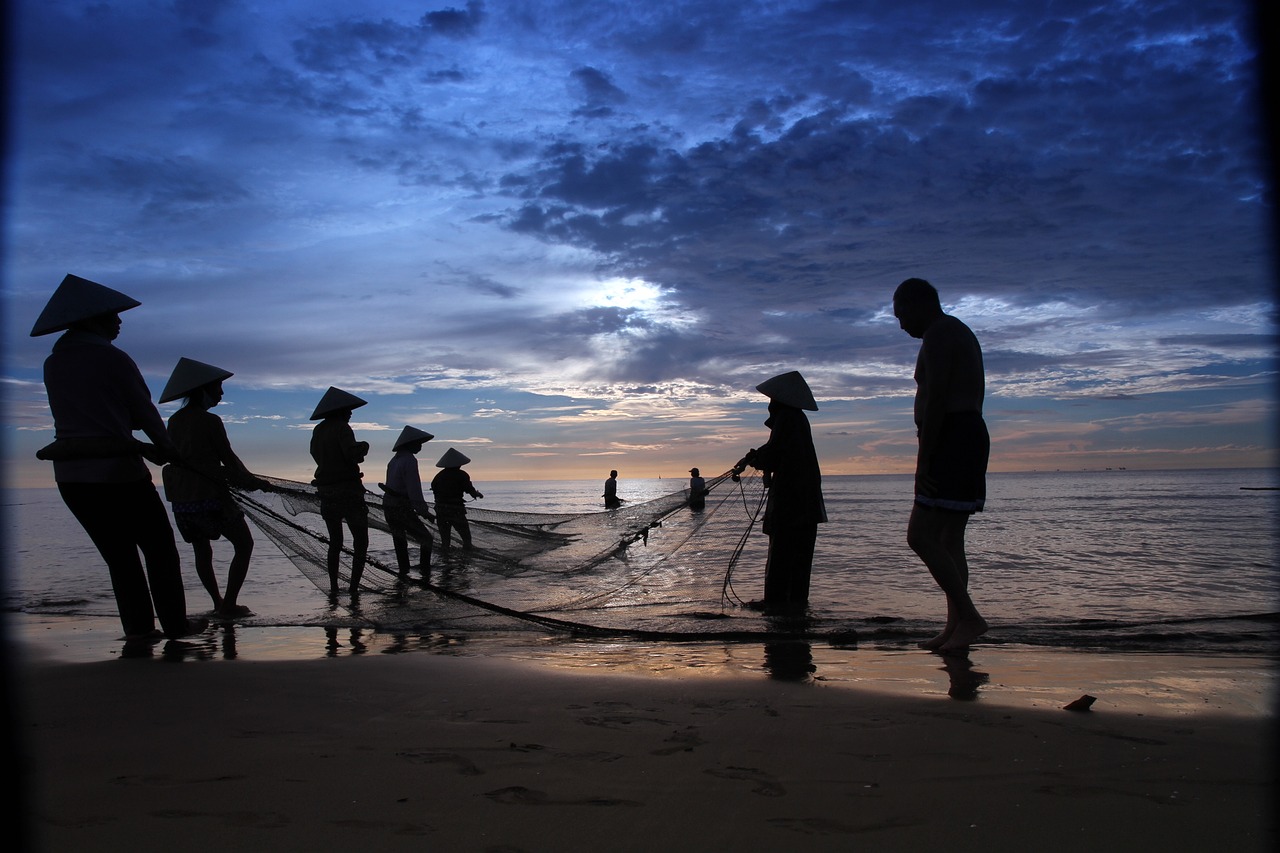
[3,468,1277,659]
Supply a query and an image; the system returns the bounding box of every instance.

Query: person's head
[30,274,140,338]
[393,425,435,455]
[892,277,943,339]
[689,467,700,477]
[184,380,224,411]
[310,386,367,421]
[69,312,123,341]
[610,470,618,479]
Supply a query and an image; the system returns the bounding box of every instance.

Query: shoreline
[13,639,1277,852]
[8,612,1276,717]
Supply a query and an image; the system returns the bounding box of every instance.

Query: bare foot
[938,617,988,652]
[917,626,953,650]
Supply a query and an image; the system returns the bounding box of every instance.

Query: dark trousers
[58,480,189,637]
[763,524,817,609]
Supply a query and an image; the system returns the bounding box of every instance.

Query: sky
[2,0,1276,487]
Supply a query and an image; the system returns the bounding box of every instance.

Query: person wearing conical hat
[309,387,371,595]
[893,277,989,652]
[380,426,436,578]
[160,357,265,617]
[32,274,203,640]
[733,370,826,613]
[429,447,484,551]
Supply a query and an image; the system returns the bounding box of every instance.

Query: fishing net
[229,469,853,640]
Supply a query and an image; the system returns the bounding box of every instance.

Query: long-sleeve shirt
[310,419,366,486]
[430,467,480,507]
[750,405,827,534]
[43,329,171,484]
[385,451,429,512]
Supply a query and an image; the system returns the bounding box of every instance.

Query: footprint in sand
[704,765,785,797]
[484,786,641,807]
[396,750,482,775]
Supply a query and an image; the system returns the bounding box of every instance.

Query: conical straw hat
[393,425,435,451]
[310,386,368,419]
[159,357,234,403]
[435,447,471,468]
[30,274,142,337]
[756,370,818,411]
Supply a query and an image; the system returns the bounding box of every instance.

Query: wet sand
[10,620,1276,852]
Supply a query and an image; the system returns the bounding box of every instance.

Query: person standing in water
[734,371,826,613]
[893,277,990,652]
[603,470,622,508]
[159,358,265,617]
[32,274,203,640]
[687,467,707,511]
[381,425,436,578]
[309,387,371,596]
[431,447,484,550]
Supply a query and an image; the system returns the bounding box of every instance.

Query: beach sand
[10,623,1277,852]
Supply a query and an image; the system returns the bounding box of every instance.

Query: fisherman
[309,386,371,596]
[603,469,622,509]
[734,371,827,613]
[32,274,204,640]
[381,425,436,578]
[687,467,707,511]
[430,447,484,550]
[160,357,266,617]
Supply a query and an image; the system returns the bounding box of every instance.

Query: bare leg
[323,515,344,593]
[907,504,987,651]
[220,515,254,615]
[349,515,369,592]
[190,539,223,610]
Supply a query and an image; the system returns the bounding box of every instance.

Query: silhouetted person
[32,274,203,639]
[431,447,483,550]
[688,467,707,511]
[603,469,622,508]
[893,277,990,652]
[309,387,370,595]
[381,425,436,578]
[159,358,264,617]
[734,371,827,613]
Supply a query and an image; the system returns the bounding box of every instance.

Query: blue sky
[3,0,1275,486]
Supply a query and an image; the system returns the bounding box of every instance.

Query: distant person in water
[893,277,990,652]
[381,425,436,578]
[734,371,827,613]
[431,447,484,550]
[32,274,204,640]
[687,467,707,511]
[160,358,265,617]
[309,387,371,596]
[603,470,622,508]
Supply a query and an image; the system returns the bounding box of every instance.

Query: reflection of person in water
[893,277,990,652]
[431,447,484,550]
[309,387,371,596]
[603,469,621,508]
[382,425,436,578]
[160,358,264,617]
[735,371,827,613]
[687,467,707,511]
[32,274,204,640]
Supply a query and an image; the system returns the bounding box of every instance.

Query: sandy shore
[9,622,1276,853]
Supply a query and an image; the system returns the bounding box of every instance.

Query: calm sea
[3,468,1277,659]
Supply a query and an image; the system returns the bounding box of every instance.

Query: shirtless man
[893,278,990,652]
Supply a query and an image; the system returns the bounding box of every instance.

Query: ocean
[3,468,1277,663]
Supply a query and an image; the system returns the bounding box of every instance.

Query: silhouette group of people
[34,273,990,652]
